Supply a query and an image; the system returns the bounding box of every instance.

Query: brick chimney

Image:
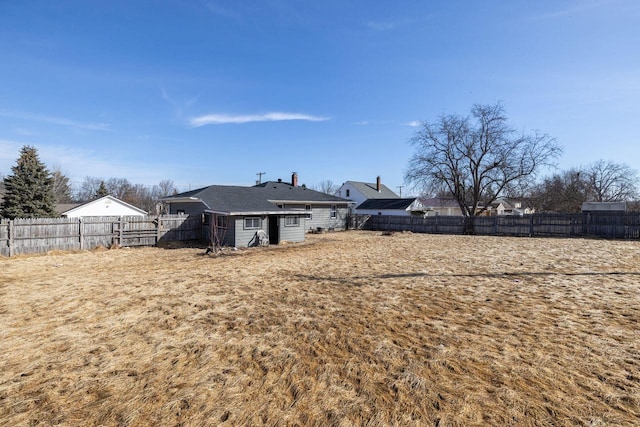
[292,172,298,187]
[376,176,381,192]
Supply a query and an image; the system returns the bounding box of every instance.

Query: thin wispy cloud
[159,86,200,119]
[366,17,427,31]
[405,121,421,127]
[203,2,241,19]
[0,139,24,163]
[529,0,613,20]
[189,112,329,127]
[13,128,39,136]
[367,21,396,31]
[0,110,110,132]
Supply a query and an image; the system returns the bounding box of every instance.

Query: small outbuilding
[58,195,147,218]
[581,202,627,213]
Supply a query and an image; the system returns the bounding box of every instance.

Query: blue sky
[1,0,639,195]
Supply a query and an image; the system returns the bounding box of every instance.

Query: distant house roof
[55,203,82,215]
[420,197,460,208]
[345,181,399,199]
[356,198,420,210]
[163,181,351,215]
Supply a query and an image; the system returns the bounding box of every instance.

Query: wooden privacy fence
[0,215,202,257]
[364,212,640,239]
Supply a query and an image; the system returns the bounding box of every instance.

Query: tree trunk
[463,216,476,235]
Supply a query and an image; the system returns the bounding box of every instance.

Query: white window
[305,204,312,220]
[330,204,337,219]
[284,216,299,227]
[244,217,261,229]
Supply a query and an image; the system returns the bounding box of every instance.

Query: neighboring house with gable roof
[58,195,147,217]
[162,173,351,247]
[494,198,535,216]
[335,177,399,213]
[356,198,427,217]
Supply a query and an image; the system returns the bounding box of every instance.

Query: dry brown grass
[1,231,640,426]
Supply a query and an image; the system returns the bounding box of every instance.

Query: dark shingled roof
[164,181,349,214]
[356,198,419,210]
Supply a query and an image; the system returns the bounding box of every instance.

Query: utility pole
[397,185,404,197]
[256,172,266,185]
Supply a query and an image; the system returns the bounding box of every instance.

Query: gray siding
[279,215,305,243]
[222,220,235,247]
[234,216,268,247]
[168,201,207,216]
[207,214,304,247]
[304,204,349,231]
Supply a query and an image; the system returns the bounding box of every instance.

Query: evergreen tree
[96,181,109,198]
[1,146,56,219]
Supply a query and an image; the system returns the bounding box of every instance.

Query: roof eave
[268,199,353,205]
[205,209,305,216]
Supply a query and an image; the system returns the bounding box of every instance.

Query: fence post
[118,216,124,247]
[529,215,534,237]
[8,219,14,257]
[79,217,84,250]
[156,216,162,245]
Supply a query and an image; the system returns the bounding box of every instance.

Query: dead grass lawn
[1,231,640,426]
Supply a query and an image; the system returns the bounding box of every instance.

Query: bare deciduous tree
[531,168,592,213]
[155,179,177,198]
[76,176,177,214]
[406,103,562,233]
[50,165,73,204]
[586,159,638,202]
[312,179,338,195]
[76,177,103,202]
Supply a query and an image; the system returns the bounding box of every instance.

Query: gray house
[162,174,351,247]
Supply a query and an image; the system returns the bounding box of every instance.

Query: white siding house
[60,196,147,218]
[335,177,399,210]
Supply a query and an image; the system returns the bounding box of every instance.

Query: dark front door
[268,215,279,244]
